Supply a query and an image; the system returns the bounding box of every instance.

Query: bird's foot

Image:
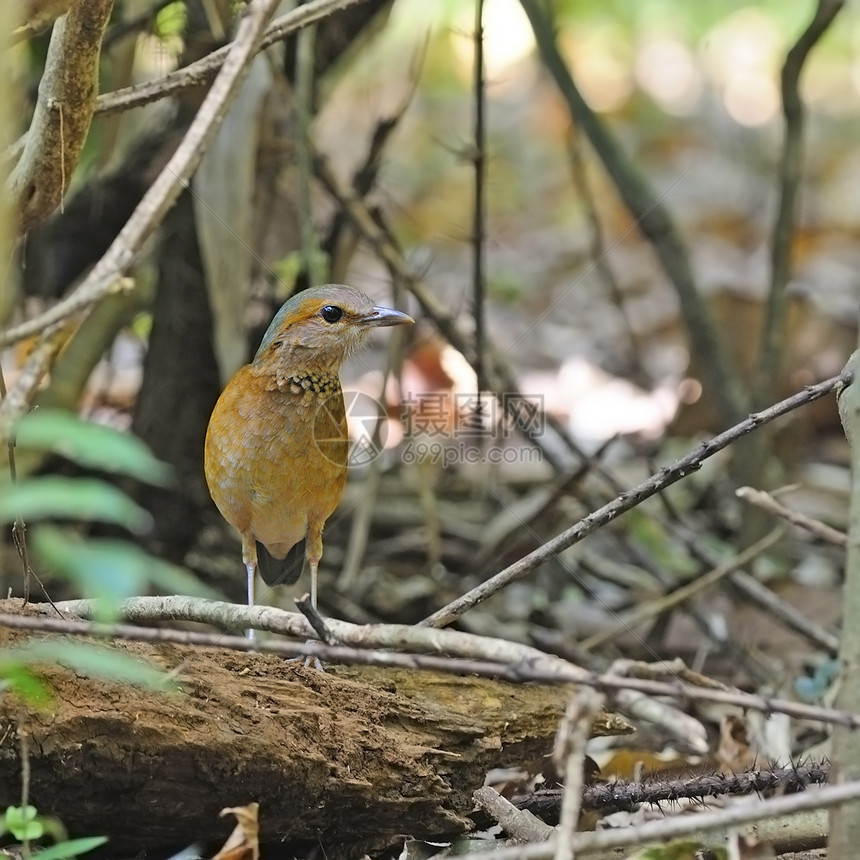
[287,639,324,671]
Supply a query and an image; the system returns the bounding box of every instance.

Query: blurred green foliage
[13,409,172,485]
[0,412,203,708]
[1,804,106,858]
[0,640,177,695]
[1,409,218,616]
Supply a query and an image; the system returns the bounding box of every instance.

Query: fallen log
[0,602,629,856]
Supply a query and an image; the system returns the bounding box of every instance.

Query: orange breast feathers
[204,363,348,560]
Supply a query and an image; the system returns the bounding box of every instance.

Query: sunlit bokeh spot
[452,0,535,80]
[701,7,781,126]
[635,36,703,115]
[560,23,634,112]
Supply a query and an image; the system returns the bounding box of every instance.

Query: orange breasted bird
[204,285,413,634]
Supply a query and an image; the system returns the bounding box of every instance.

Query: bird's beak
[359,307,415,328]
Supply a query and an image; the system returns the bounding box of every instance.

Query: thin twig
[0,326,66,447]
[579,528,783,652]
[0,365,30,603]
[565,128,645,384]
[737,485,846,547]
[729,567,840,655]
[294,594,337,645]
[421,370,852,628]
[324,73,421,282]
[475,437,616,571]
[93,0,372,117]
[554,689,604,860]
[18,718,30,859]
[472,0,486,398]
[0,356,63,611]
[9,603,860,730]
[295,23,325,286]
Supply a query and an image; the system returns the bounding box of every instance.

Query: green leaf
[4,804,43,840]
[0,641,175,691]
[0,662,53,706]
[28,836,108,860]
[31,526,221,617]
[0,477,153,533]
[13,410,172,486]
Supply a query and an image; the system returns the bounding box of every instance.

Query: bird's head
[252,285,414,373]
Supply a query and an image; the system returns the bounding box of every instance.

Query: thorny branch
[513,761,831,818]
[483,780,860,860]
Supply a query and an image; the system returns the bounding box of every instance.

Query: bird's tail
[256,539,306,586]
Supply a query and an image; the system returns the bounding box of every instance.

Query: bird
[204,285,413,636]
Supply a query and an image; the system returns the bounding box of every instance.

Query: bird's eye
[320,305,344,323]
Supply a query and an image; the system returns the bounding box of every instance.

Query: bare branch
[483,781,860,860]
[471,0,487,395]
[0,0,284,442]
[9,0,114,234]
[12,602,860,730]
[421,370,851,629]
[93,0,373,117]
[737,485,847,546]
[755,0,845,402]
[553,689,604,860]
[474,787,555,843]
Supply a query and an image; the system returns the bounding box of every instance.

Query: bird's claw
[286,639,325,671]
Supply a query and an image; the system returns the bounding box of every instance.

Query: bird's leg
[242,535,258,641]
[245,562,256,642]
[306,525,324,612]
[298,526,325,669]
[309,560,318,610]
